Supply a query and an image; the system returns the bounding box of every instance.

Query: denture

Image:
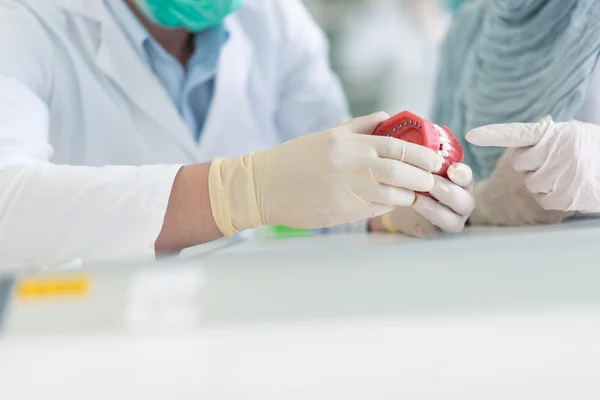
[373,111,464,197]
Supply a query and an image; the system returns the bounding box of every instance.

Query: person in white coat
[0,0,475,269]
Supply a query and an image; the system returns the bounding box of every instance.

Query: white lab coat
[0,0,350,269]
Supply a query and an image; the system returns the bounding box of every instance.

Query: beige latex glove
[468,149,574,226]
[378,163,475,237]
[209,112,444,236]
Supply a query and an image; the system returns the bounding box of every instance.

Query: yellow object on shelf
[15,275,90,300]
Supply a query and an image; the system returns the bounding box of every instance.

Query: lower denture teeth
[441,150,450,157]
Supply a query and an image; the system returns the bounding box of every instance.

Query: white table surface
[2,220,600,399]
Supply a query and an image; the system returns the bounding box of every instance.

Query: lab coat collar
[56,0,201,161]
[96,10,201,161]
[195,16,254,159]
[56,0,255,162]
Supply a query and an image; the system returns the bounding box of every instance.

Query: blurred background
[302,0,454,119]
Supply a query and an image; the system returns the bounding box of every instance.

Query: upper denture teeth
[442,143,452,151]
[439,137,450,145]
[441,149,450,157]
[434,124,448,138]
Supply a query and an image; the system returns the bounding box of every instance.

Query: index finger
[465,122,544,148]
[342,112,391,135]
[370,136,443,173]
[428,174,475,216]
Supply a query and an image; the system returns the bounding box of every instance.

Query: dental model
[373,111,464,196]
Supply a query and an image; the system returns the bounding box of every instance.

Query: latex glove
[466,149,574,226]
[377,163,475,237]
[467,117,600,214]
[209,113,444,236]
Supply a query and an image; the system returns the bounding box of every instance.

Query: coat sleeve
[273,0,352,140]
[0,4,181,269]
[0,76,181,269]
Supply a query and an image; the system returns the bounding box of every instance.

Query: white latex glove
[209,113,444,236]
[465,149,574,226]
[378,163,475,237]
[467,117,600,214]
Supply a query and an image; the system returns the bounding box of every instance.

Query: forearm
[368,216,387,233]
[155,163,223,253]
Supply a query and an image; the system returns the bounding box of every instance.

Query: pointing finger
[465,121,550,148]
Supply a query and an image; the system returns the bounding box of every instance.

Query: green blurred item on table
[263,225,313,238]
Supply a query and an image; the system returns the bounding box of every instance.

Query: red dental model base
[373,111,464,197]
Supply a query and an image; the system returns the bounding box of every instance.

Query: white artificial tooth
[439,137,450,144]
[434,125,448,138]
[442,143,452,151]
[438,151,444,157]
[442,150,450,157]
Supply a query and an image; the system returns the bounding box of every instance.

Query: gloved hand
[463,116,594,225]
[209,112,444,236]
[374,163,475,237]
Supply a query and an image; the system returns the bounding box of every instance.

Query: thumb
[343,111,391,135]
[465,119,552,148]
[447,163,473,188]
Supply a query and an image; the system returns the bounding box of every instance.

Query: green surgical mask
[133,0,244,32]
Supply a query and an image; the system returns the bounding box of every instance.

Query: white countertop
[2,220,600,399]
